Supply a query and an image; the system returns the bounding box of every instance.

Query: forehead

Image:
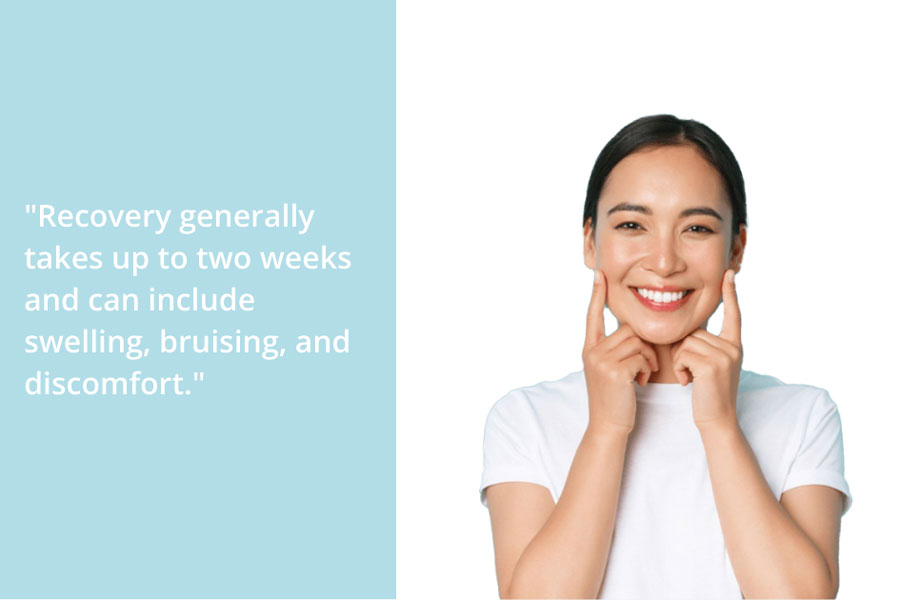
[599,144,730,215]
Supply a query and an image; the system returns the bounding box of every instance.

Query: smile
[630,287,694,311]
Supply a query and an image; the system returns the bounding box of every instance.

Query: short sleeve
[479,391,553,508]
[782,389,853,516]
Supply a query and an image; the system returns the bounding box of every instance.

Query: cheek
[691,289,725,326]
[596,240,634,272]
[685,241,730,267]
[601,238,637,260]
[604,285,634,324]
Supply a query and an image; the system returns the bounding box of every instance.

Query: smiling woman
[479,114,852,599]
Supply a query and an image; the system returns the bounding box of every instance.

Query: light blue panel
[0,1,395,597]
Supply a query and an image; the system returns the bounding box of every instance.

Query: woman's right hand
[582,269,659,434]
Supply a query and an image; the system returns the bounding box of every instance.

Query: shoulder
[486,370,586,424]
[740,369,829,400]
[738,369,840,424]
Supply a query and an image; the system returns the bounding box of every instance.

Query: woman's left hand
[672,269,743,430]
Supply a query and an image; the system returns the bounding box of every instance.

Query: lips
[630,287,694,311]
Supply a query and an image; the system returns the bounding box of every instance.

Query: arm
[671,271,842,598]
[486,423,630,599]
[698,420,841,599]
[484,268,656,598]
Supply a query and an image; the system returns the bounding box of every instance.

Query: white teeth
[637,288,688,303]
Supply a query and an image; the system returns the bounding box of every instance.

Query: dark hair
[583,114,747,240]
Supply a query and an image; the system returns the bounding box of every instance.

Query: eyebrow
[606,202,724,221]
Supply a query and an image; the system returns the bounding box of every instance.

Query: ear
[729,224,747,274]
[583,219,597,270]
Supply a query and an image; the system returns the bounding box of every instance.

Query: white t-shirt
[479,368,852,599]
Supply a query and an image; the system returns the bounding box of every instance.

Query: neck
[647,342,682,384]
[640,320,711,385]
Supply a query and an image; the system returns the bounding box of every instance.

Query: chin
[625,321,693,346]
[635,331,685,345]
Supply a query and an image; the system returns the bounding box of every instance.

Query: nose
[640,232,685,277]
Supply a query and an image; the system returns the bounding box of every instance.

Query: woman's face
[583,144,747,345]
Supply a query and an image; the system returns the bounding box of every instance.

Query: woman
[479,114,852,599]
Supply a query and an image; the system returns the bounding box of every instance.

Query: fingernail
[594,269,601,283]
[728,270,735,283]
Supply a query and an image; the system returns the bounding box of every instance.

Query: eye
[615,222,643,231]
[615,222,715,234]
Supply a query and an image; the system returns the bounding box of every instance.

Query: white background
[398,1,898,597]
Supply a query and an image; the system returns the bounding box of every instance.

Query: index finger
[586,269,607,344]
[719,269,742,344]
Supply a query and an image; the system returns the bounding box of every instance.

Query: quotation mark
[183,372,205,396]
[26,204,36,214]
